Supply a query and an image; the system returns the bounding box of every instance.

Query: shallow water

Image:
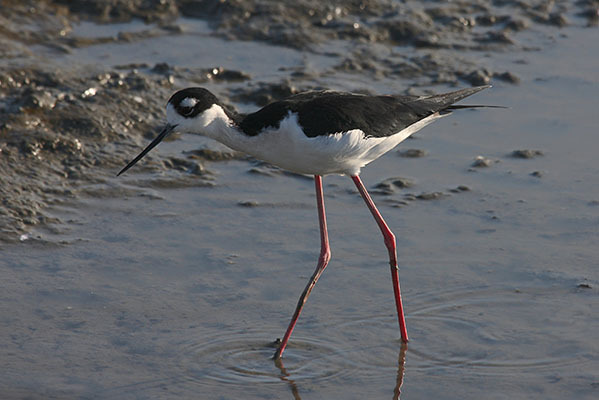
[2,5,599,400]
[64,18,338,81]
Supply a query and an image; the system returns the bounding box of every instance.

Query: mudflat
[1,1,598,399]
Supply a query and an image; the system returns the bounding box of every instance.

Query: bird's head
[117,87,225,176]
[166,87,223,133]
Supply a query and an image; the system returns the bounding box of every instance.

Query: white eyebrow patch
[180,97,198,108]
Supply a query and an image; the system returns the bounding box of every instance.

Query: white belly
[208,110,444,176]
[239,113,443,176]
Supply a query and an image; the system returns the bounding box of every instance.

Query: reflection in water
[393,343,408,400]
[274,356,302,400]
[273,342,409,400]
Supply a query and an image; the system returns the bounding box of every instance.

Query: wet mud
[1,1,599,399]
[1,0,596,242]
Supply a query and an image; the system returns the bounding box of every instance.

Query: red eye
[178,106,194,116]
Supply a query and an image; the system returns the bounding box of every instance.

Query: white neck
[187,104,256,155]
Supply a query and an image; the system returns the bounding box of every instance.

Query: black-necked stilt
[118,85,493,358]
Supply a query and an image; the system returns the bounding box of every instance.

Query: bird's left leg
[351,175,409,343]
[274,175,331,359]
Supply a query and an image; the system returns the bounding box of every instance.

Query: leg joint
[383,230,396,250]
[319,248,332,265]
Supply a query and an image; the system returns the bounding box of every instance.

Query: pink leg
[274,175,331,359]
[352,175,409,343]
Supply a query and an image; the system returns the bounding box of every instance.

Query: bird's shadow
[273,342,408,400]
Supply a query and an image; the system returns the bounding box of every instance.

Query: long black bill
[117,124,177,176]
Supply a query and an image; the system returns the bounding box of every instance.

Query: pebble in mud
[150,63,250,87]
[494,71,521,84]
[238,200,260,207]
[398,149,427,158]
[511,149,544,159]
[373,177,415,195]
[530,171,544,178]
[416,192,447,201]
[202,67,251,82]
[505,17,530,31]
[471,156,497,168]
[462,69,492,86]
[403,194,417,201]
[18,87,59,110]
[448,185,471,193]
[382,198,410,208]
[162,157,206,175]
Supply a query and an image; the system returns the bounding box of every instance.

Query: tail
[446,104,508,110]
[416,85,505,113]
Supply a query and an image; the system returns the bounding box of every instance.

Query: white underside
[174,104,445,176]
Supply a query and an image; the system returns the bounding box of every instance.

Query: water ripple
[178,330,355,386]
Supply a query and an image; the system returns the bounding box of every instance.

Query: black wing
[239,86,490,138]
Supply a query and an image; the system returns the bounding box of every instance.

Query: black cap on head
[168,87,220,118]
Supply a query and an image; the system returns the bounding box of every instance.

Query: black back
[239,86,489,138]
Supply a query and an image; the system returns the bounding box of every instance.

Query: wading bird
[118,85,492,358]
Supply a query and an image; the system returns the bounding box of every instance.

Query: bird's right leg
[274,175,331,359]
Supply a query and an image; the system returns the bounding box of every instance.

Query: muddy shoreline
[1,0,597,242]
[1,2,599,399]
